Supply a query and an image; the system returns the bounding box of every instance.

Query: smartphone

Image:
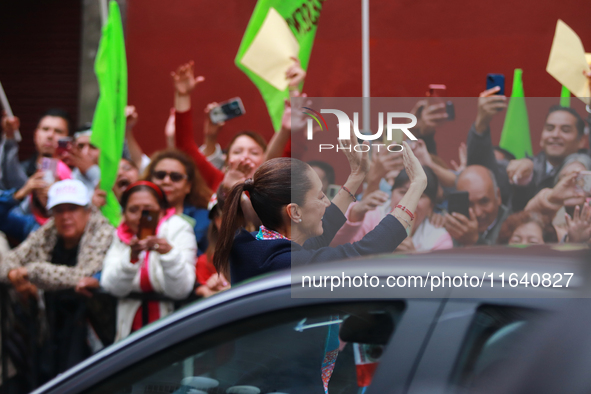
[138,209,159,240]
[56,137,72,157]
[383,129,404,144]
[40,157,57,185]
[486,74,505,95]
[445,101,455,121]
[576,171,591,195]
[447,191,470,218]
[326,184,341,201]
[209,97,246,124]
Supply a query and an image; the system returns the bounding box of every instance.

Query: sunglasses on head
[153,171,187,182]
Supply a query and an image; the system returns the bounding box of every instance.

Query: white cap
[47,179,90,210]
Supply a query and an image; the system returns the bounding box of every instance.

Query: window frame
[35,285,442,394]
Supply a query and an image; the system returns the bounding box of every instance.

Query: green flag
[499,69,533,160]
[560,85,571,107]
[235,0,324,132]
[91,0,127,226]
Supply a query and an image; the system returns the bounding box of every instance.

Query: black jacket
[511,151,561,212]
[230,203,407,284]
[466,124,512,206]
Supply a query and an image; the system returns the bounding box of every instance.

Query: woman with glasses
[142,149,212,254]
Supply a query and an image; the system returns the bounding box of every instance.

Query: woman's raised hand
[402,141,427,189]
[171,61,204,96]
[338,121,370,177]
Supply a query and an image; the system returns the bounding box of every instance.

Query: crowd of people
[0,60,590,390]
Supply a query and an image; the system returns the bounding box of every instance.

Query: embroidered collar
[256,225,290,241]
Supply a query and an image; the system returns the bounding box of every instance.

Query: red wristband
[394,205,415,221]
[341,186,357,202]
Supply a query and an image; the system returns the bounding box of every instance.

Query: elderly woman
[525,153,591,242]
[497,211,558,245]
[331,166,452,252]
[214,141,427,284]
[0,179,113,379]
[100,181,196,341]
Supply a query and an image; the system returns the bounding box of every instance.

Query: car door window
[86,301,405,394]
[449,304,540,391]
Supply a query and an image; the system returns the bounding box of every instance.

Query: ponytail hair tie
[244,178,254,192]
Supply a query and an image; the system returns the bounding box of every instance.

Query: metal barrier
[0,283,202,392]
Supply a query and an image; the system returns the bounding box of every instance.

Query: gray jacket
[452,204,511,247]
[0,137,27,190]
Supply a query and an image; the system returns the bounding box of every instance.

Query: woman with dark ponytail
[214,140,428,284]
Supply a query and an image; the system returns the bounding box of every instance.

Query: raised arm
[295,144,427,263]
[125,105,144,170]
[1,112,27,190]
[411,139,457,188]
[388,142,428,229]
[172,61,224,190]
[329,133,370,216]
[264,58,306,162]
[202,102,224,157]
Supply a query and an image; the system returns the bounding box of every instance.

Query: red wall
[0,0,81,159]
[126,0,591,167]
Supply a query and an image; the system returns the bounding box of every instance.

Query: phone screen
[384,129,404,145]
[486,74,505,95]
[138,210,159,240]
[40,157,57,184]
[447,191,470,218]
[445,101,455,121]
[326,184,341,201]
[209,97,246,124]
[56,137,72,157]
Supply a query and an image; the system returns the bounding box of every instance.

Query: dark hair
[214,158,312,276]
[392,166,438,203]
[205,202,223,261]
[142,149,212,209]
[37,108,72,135]
[121,157,138,170]
[307,160,336,185]
[497,211,558,245]
[226,131,268,154]
[493,146,516,161]
[547,105,586,138]
[120,182,169,211]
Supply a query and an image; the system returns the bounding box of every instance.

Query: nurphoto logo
[302,108,418,152]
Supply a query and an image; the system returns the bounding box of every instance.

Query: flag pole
[362,0,370,133]
[99,0,108,27]
[0,81,22,141]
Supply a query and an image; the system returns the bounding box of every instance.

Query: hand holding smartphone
[447,191,470,218]
[486,74,505,95]
[326,185,341,201]
[138,210,159,240]
[209,97,246,124]
[40,157,57,185]
[425,85,455,122]
[56,137,72,157]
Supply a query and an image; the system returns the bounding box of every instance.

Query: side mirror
[339,312,394,345]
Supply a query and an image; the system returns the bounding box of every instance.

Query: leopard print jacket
[0,209,114,290]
